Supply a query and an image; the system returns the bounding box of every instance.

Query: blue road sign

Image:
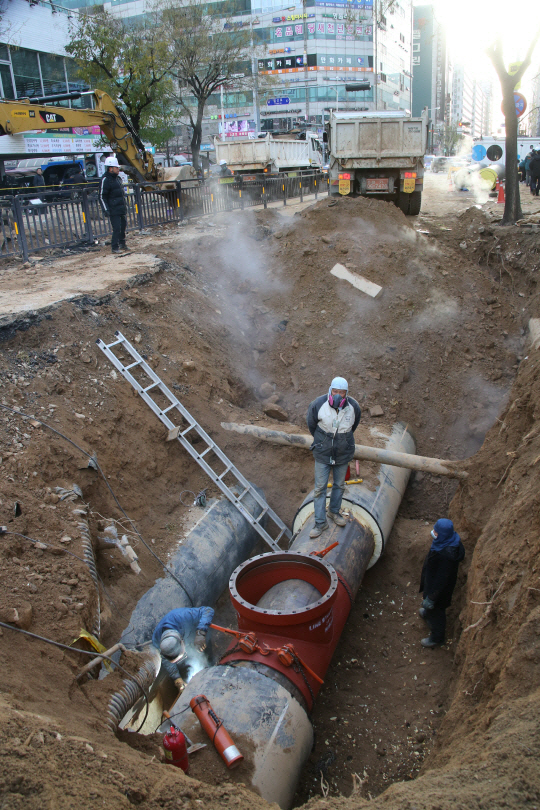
[267,97,291,106]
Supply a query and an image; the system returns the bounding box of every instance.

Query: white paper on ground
[330,263,382,298]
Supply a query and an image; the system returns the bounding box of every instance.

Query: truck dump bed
[330,110,428,168]
[214,136,316,171]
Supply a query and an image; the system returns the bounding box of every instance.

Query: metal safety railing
[0,170,329,261]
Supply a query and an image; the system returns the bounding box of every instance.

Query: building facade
[63,0,413,137]
[451,64,489,140]
[411,3,450,143]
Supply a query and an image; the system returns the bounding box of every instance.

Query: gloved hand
[422,596,435,610]
[174,677,186,694]
[194,629,207,652]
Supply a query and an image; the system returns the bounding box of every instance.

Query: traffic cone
[497,182,505,204]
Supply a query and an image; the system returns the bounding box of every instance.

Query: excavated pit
[0,178,539,809]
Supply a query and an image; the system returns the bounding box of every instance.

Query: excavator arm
[0,89,157,184]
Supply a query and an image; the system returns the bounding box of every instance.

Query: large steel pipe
[161,423,416,808]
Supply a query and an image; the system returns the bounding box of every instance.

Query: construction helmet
[219,159,227,166]
[160,629,186,663]
[104,156,120,168]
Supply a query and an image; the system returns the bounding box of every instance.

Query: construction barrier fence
[0,171,329,262]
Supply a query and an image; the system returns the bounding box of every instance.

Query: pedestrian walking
[99,155,128,253]
[306,376,361,539]
[152,606,214,693]
[418,518,465,648]
[529,150,540,197]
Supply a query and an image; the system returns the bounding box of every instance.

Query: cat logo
[38,111,66,124]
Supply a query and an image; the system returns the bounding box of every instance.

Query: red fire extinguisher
[190,694,244,769]
[163,725,189,773]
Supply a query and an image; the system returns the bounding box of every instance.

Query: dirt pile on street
[0,185,539,809]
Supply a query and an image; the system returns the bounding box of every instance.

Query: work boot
[174,677,186,693]
[309,522,329,539]
[328,511,347,527]
[119,243,127,251]
[418,608,427,620]
[112,247,120,254]
[421,636,443,648]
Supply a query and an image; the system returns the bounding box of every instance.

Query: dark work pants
[531,176,540,196]
[110,213,126,250]
[424,606,446,643]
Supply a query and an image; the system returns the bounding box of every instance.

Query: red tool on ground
[163,725,189,773]
[190,694,244,769]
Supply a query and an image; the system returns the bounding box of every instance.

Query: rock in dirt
[263,404,288,421]
[182,360,197,371]
[369,405,385,417]
[0,602,32,629]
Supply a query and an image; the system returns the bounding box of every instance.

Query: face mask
[431,530,438,539]
[329,393,346,409]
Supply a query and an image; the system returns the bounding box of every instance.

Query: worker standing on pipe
[306,376,361,539]
[419,519,465,648]
[152,606,214,693]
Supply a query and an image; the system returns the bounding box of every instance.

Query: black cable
[0,621,151,733]
[0,403,194,605]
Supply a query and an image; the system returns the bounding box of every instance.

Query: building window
[10,48,42,98]
[39,53,68,97]
[0,63,15,99]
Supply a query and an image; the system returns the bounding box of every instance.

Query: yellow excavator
[0,89,195,187]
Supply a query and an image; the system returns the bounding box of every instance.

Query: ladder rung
[218,467,231,480]
[143,382,160,393]
[125,360,142,370]
[199,446,214,458]
[255,508,269,523]
[180,425,196,436]
[236,487,250,501]
[161,404,177,414]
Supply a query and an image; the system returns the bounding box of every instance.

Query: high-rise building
[59,0,413,137]
[411,4,450,135]
[451,64,488,139]
[531,67,540,137]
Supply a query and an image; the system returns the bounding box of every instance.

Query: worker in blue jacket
[152,606,214,692]
[419,519,465,648]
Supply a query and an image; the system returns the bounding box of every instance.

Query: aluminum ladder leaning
[96,331,291,553]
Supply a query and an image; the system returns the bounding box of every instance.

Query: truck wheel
[408,191,422,215]
[397,192,410,214]
[397,191,422,215]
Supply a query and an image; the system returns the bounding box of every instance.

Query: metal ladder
[96,331,291,552]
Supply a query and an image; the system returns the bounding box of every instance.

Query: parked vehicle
[214,132,323,176]
[326,109,429,215]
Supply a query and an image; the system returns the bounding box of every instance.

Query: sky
[414,0,540,127]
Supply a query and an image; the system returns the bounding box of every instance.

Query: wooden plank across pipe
[220,422,468,480]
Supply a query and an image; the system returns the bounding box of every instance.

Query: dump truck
[327,109,429,215]
[213,133,323,176]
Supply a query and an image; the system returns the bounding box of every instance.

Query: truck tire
[408,191,422,215]
[397,191,422,216]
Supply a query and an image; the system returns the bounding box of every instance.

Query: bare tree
[163,1,252,170]
[486,32,540,224]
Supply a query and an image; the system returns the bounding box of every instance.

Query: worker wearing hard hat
[219,159,233,177]
[152,606,214,693]
[99,155,128,254]
[419,519,465,647]
[306,377,361,539]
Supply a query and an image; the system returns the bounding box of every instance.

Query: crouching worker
[152,606,214,693]
[419,519,465,648]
